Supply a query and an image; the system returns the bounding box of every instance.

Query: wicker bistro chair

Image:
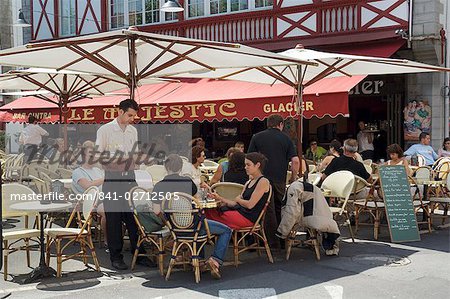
[211,182,245,200]
[353,176,386,240]
[127,186,170,276]
[321,171,355,242]
[44,186,100,277]
[232,185,274,267]
[164,192,211,283]
[408,176,433,232]
[428,175,450,225]
[285,226,321,261]
[2,183,40,280]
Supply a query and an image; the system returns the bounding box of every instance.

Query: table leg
[24,212,56,283]
[422,184,429,222]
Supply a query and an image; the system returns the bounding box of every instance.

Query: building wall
[408,0,447,148]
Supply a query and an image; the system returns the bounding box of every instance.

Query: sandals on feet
[207,258,221,279]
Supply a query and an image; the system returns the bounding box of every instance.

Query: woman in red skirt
[207,152,271,229]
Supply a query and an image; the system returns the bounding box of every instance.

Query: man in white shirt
[96,99,152,270]
[357,121,374,160]
[19,115,49,162]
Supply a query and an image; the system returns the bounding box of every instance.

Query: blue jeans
[200,219,232,265]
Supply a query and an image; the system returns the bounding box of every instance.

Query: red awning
[320,40,405,58]
[0,77,365,123]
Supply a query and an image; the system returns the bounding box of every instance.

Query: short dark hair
[386,143,404,157]
[229,151,245,172]
[443,137,450,148]
[164,154,183,173]
[330,139,342,154]
[191,145,205,164]
[419,132,429,141]
[245,152,267,172]
[119,98,139,112]
[28,115,37,124]
[235,141,244,147]
[267,114,284,128]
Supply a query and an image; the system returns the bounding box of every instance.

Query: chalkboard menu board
[378,165,420,243]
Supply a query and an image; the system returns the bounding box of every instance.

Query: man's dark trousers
[103,171,139,262]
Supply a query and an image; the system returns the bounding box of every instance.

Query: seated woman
[317,139,342,173]
[385,143,412,176]
[139,154,231,279]
[72,141,106,245]
[207,152,271,230]
[209,147,239,186]
[181,145,210,193]
[224,151,249,185]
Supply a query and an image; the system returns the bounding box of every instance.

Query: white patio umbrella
[169,45,450,85]
[167,45,450,172]
[0,68,173,150]
[0,68,171,123]
[0,28,315,99]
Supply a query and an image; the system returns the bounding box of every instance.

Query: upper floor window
[129,0,143,25]
[60,0,76,36]
[145,0,160,24]
[231,0,248,12]
[187,0,265,19]
[255,0,272,8]
[110,0,178,29]
[111,0,126,29]
[188,0,205,18]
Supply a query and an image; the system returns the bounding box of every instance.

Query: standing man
[19,115,49,162]
[248,114,300,248]
[404,132,438,166]
[357,121,374,160]
[96,99,151,270]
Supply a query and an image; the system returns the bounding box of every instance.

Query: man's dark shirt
[323,155,370,180]
[152,174,198,203]
[248,128,297,183]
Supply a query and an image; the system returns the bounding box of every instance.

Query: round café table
[10,201,72,283]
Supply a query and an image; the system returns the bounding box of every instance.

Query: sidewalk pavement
[0,217,449,299]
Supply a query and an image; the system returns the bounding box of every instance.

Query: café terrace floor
[0,215,449,299]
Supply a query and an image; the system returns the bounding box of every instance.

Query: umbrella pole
[128,35,137,100]
[296,65,304,176]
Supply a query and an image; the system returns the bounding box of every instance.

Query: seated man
[276,180,340,255]
[321,138,372,199]
[72,140,107,246]
[137,154,232,279]
[404,132,438,166]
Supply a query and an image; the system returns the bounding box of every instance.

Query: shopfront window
[60,0,76,36]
